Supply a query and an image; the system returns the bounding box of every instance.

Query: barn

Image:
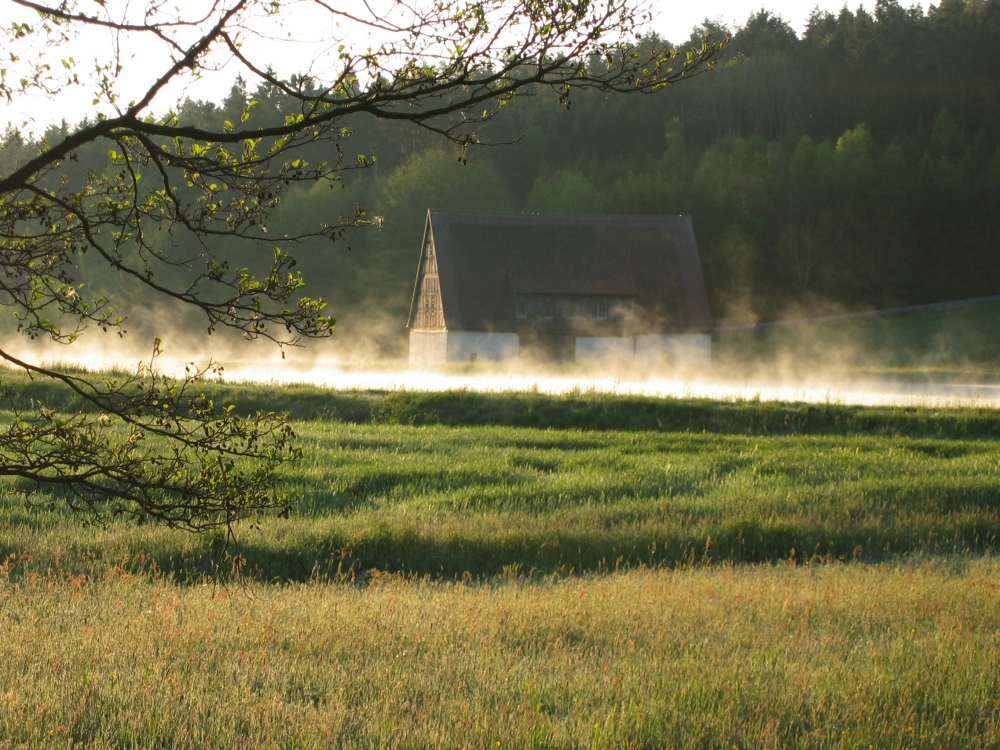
[407,209,713,365]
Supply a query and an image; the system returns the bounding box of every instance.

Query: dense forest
[4,0,1000,355]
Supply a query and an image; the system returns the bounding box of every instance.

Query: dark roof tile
[408,210,713,333]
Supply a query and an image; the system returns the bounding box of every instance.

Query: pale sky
[0,0,933,136]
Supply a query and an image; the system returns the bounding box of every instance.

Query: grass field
[2,562,998,749]
[2,377,999,747]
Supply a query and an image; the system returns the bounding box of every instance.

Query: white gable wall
[409,330,520,364]
[409,331,449,364]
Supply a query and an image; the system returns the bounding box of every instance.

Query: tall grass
[1,561,997,749]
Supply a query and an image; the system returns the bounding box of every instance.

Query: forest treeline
[4,0,999,354]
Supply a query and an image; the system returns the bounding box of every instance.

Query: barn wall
[408,330,449,365]
[575,337,635,362]
[446,332,520,363]
[411,330,711,365]
[635,334,712,365]
[574,334,712,364]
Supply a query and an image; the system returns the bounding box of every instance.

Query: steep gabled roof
[408,210,713,333]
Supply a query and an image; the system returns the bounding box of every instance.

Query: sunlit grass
[3,417,999,582]
[1,561,997,748]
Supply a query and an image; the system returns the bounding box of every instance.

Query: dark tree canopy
[0,0,720,531]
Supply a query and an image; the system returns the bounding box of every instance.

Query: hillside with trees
[5,0,999,354]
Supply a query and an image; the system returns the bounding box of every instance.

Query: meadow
[2,376,999,748]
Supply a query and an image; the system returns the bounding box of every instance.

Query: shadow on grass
[95,516,1000,585]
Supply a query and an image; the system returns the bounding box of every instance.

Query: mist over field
[7,297,1000,410]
